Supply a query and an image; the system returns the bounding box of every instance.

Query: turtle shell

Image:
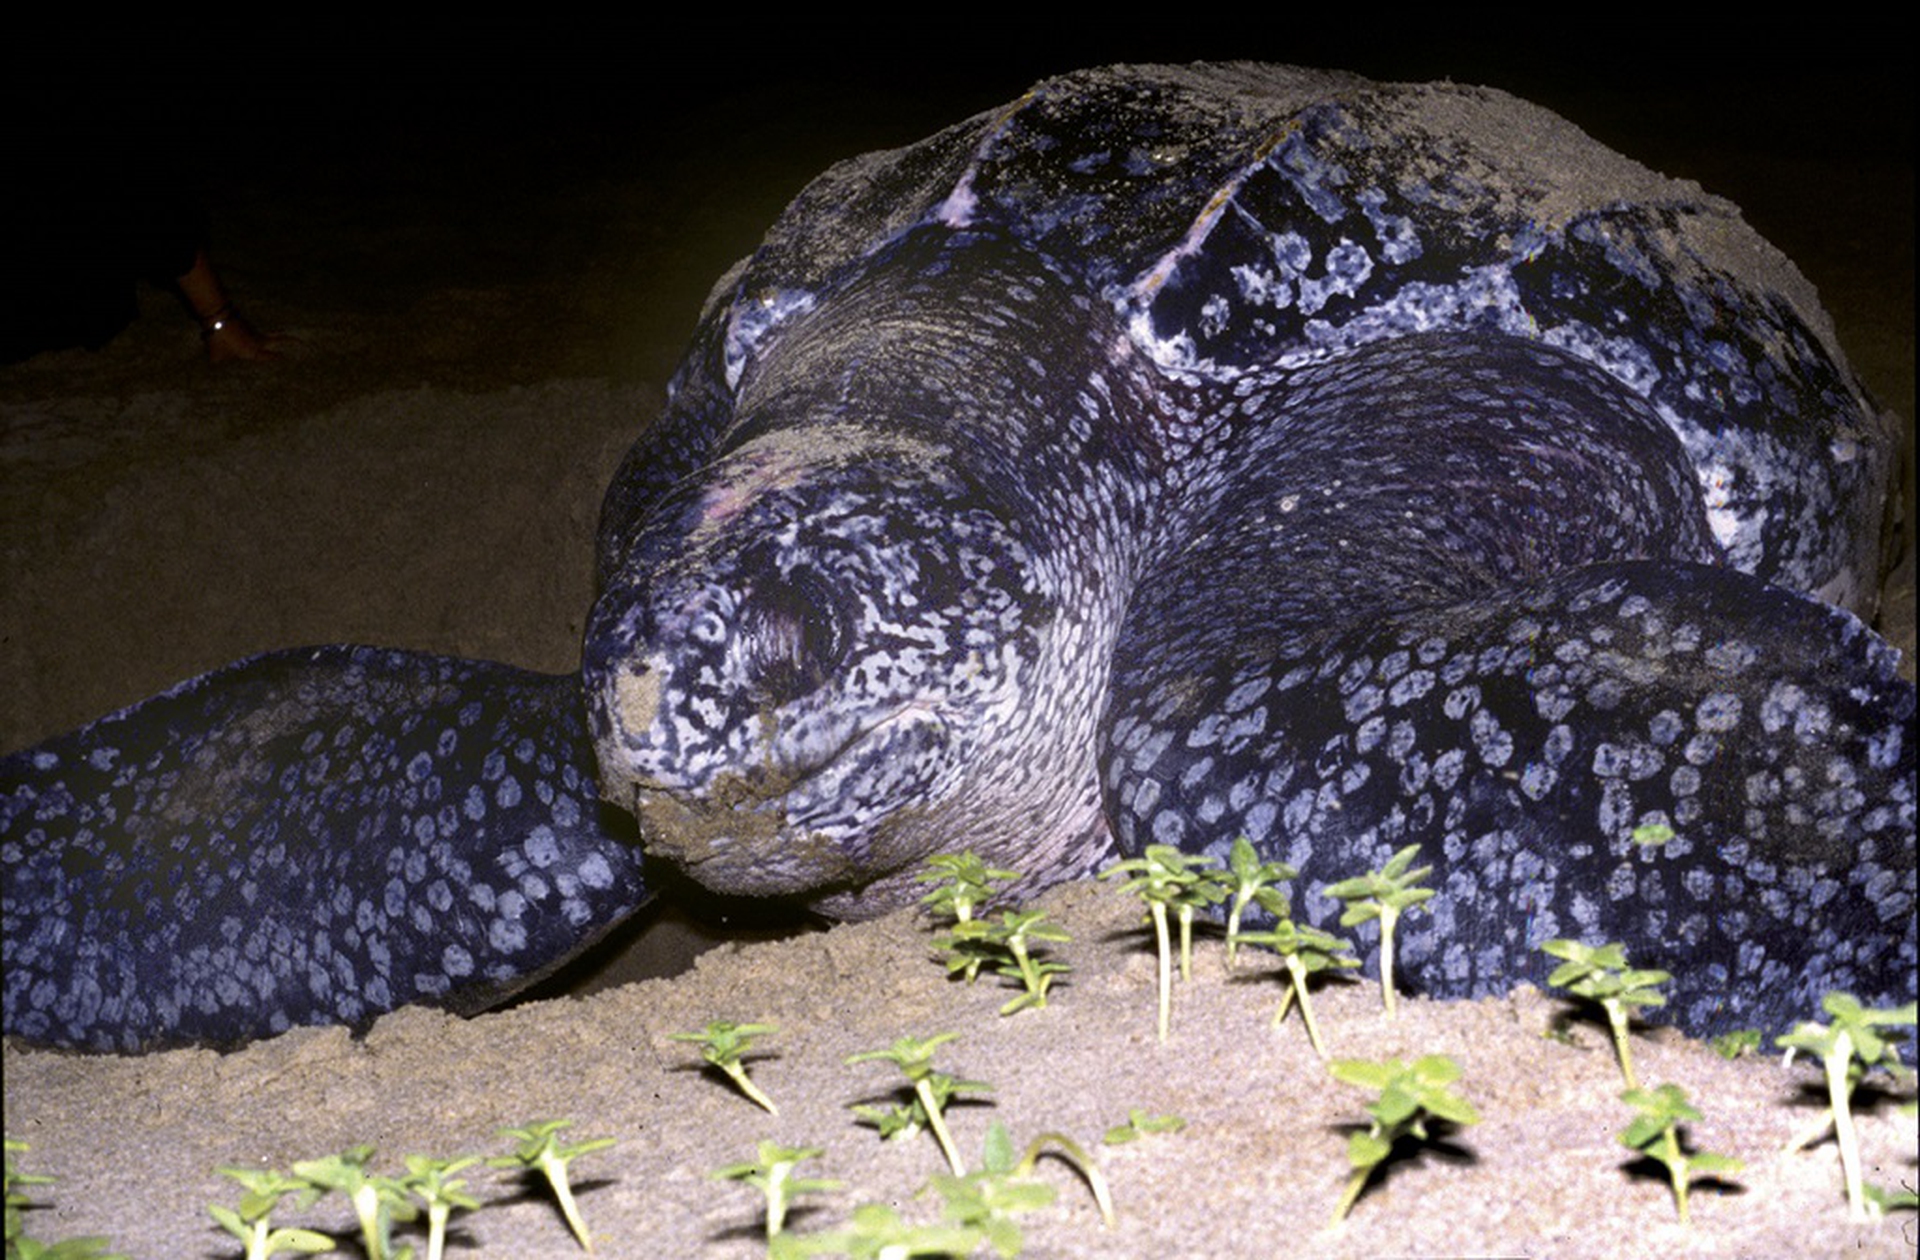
[637,63,1893,613]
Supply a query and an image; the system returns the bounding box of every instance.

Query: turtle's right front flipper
[3,646,650,1052]
[1103,335,1917,1038]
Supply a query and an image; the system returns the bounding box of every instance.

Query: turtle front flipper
[1103,334,1917,1038]
[3,646,649,1052]
[1107,559,1916,1038]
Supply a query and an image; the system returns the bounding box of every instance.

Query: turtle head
[583,428,1074,918]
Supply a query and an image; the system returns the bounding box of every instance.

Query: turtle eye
[740,569,845,706]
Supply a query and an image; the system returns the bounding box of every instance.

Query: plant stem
[723,1062,779,1115]
[1378,905,1399,1018]
[1330,1166,1370,1226]
[1608,1002,1637,1089]
[1016,1132,1116,1227]
[1285,956,1329,1058]
[1826,1028,1865,1218]
[542,1150,596,1253]
[916,1079,966,1175]
[426,1203,450,1260]
[349,1184,389,1260]
[1151,902,1172,1043]
[1663,1127,1691,1225]
[1176,904,1195,982]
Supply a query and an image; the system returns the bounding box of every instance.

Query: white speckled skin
[4,65,1912,1050]
[3,650,648,1050]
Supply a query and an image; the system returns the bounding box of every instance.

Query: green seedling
[918,852,1020,927]
[922,1124,1054,1258]
[1324,844,1433,1018]
[1238,917,1359,1059]
[923,1170,1051,1258]
[1221,836,1296,968]
[1101,852,1180,1043]
[922,1122,1115,1257]
[1327,1054,1480,1226]
[713,1141,842,1240]
[932,916,1002,989]
[1709,1029,1763,1060]
[399,1156,481,1260]
[672,1020,783,1114]
[1102,845,1224,1041]
[209,1167,333,1260]
[4,1137,44,1239]
[489,1120,616,1253]
[847,1033,992,1175]
[7,1237,130,1260]
[1002,1127,1115,1229]
[767,1202,984,1259]
[851,1099,930,1144]
[935,910,1072,1013]
[1168,854,1226,982]
[5,1139,129,1260]
[1102,1109,1187,1146]
[919,852,1020,983]
[1777,992,1917,1220]
[290,1146,415,1260]
[979,909,1073,1014]
[1619,1082,1743,1225]
[1541,939,1671,1088]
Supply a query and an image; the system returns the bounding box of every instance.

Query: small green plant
[1326,1054,1480,1226]
[919,852,1020,983]
[1618,1083,1743,1225]
[6,1235,131,1260]
[1324,844,1433,1018]
[1541,939,1671,1088]
[489,1120,616,1253]
[1709,1028,1763,1060]
[1777,992,1917,1220]
[970,908,1073,1014]
[932,917,1004,989]
[850,1098,931,1144]
[1238,917,1359,1059]
[289,1146,415,1260]
[923,1170,1051,1258]
[1221,836,1296,968]
[921,1124,1055,1257]
[911,1121,1120,1257]
[399,1155,482,1260]
[848,1033,992,1176]
[713,1141,842,1240]
[1173,858,1227,983]
[918,852,1020,925]
[208,1167,334,1260]
[5,1139,129,1260]
[1102,1109,1187,1145]
[767,1202,984,1259]
[1102,845,1224,1041]
[672,1020,783,1114]
[999,1127,1116,1229]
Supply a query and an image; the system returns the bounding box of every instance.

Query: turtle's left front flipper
[3,646,650,1052]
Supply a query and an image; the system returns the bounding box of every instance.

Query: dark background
[9,22,1912,388]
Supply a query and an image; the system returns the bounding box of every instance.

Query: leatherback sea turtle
[4,64,1914,1052]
